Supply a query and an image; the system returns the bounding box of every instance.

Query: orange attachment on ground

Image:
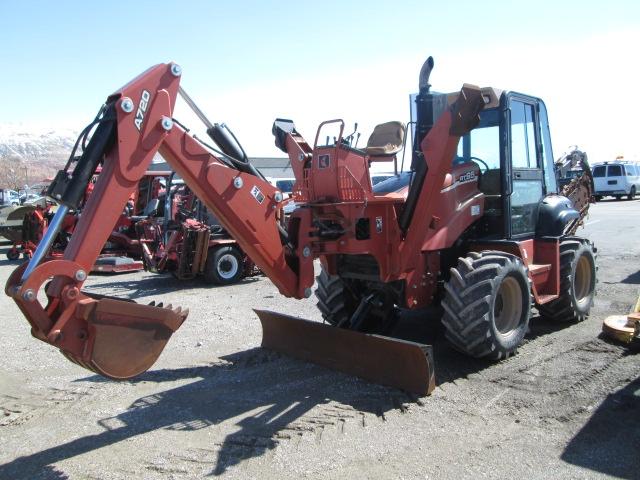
[6,260,188,379]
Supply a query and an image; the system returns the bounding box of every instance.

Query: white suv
[592,161,640,201]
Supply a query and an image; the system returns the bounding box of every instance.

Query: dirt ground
[0,199,638,480]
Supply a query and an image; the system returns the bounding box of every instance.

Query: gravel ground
[0,199,638,480]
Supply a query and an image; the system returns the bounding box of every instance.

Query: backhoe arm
[5,62,307,379]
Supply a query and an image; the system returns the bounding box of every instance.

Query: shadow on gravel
[526,313,573,340]
[81,273,261,299]
[392,310,577,385]
[561,373,640,479]
[0,257,24,268]
[620,270,640,285]
[0,349,422,479]
[0,309,581,479]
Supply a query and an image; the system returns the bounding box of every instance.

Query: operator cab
[452,89,569,240]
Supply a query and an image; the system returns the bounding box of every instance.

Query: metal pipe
[163,172,175,246]
[20,205,70,283]
[178,86,214,130]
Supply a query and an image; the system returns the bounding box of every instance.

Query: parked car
[0,189,20,206]
[371,173,396,185]
[19,193,40,204]
[266,177,298,215]
[0,204,36,243]
[557,169,585,189]
[591,161,640,201]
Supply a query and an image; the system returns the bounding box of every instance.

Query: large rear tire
[537,237,596,323]
[315,268,358,326]
[441,251,531,360]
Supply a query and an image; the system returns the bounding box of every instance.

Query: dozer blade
[65,298,188,379]
[255,310,435,396]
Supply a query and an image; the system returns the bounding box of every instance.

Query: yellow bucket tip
[602,314,639,344]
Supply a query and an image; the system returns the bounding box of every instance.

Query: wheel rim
[574,254,593,307]
[217,253,239,280]
[494,276,523,335]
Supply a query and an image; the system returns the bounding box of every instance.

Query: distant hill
[0,124,291,190]
[0,124,77,188]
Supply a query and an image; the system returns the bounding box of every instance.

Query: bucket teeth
[173,306,188,321]
[146,300,187,320]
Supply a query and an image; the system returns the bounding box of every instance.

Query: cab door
[504,95,545,238]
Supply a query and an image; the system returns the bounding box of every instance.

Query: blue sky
[1,0,639,160]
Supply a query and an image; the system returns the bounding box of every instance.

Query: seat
[478,169,503,218]
[364,121,405,157]
[130,198,160,221]
[478,169,501,195]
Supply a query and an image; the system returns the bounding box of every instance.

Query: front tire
[6,249,19,260]
[441,251,531,360]
[629,186,636,200]
[203,245,244,285]
[537,237,596,323]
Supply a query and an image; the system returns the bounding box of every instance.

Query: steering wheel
[469,156,489,174]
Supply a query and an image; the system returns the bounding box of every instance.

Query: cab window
[455,109,501,196]
[511,102,538,169]
[455,109,500,169]
[538,102,557,193]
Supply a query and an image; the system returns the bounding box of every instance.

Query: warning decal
[250,185,265,204]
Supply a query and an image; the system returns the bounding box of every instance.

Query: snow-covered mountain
[0,124,167,188]
[0,123,77,163]
[0,124,78,186]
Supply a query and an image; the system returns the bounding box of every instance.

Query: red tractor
[135,174,257,284]
[6,57,596,395]
[7,170,172,272]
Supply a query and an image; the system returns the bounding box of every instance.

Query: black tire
[315,268,358,326]
[629,186,636,200]
[441,251,531,360]
[594,195,602,202]
[537,237,596,323]
[203,245,244,285]
[615,195,622,200]
[6,249,19,261]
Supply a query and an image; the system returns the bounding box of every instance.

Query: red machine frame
[5,62,563,386]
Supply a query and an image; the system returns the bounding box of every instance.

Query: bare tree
[0,155,27,190]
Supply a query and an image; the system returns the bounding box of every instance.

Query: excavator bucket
[70,298,189,379]
[255,310,436,395]
[5,258,189,380]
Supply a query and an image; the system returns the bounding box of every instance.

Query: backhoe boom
[6,63,310,379]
